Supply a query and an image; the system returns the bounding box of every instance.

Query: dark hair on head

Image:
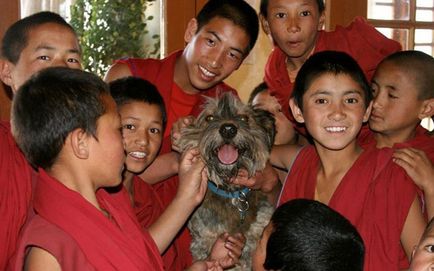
[260,0,325,18]
[2,11,77,64]
[11,67,109,169]
[422,216,434,240]
[109,76,167,130]
[264,199,365,271]
[379,50,434,100]
[196,0,259,54]
[248,82,268,105]
[292,50,372,111]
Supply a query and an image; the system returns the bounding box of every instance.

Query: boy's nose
[287,17,301,33]
[209,50,224,69]
[328,104,346,121]
[135,133,149,146]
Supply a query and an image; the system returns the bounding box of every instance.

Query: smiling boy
[104,1,259,267]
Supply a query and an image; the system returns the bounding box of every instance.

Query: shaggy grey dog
[176,92,276,270]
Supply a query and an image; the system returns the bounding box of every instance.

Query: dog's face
[177,92,275,189]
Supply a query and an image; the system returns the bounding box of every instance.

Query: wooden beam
[328,0,367,29]
[0,0,19,120]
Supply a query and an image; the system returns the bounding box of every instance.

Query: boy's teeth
[326,126,347,132]
[200,66,216,77]
[129,151,146,158]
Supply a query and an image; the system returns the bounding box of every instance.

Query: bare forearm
[148,196,196,253]
[139,152,179,184]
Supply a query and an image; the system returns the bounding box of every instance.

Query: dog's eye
[206,115,215,122]
[239,115,249,122]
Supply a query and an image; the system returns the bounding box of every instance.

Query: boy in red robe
[270,51,426,271]
[109,77,245,270]
[10,67,188,270]
[259,0,401,134]
[104,0,260,267]
[358,51,434,219]
[252,199,365,271]
[0,12,82,270]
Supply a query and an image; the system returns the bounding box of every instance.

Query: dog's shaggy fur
[177,92,276,270]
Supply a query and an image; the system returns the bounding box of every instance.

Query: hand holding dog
[231,163,279,193]
[209,232,246,269]
[171,115,195,152]
[187,260,223,271]
[177,148,208,206]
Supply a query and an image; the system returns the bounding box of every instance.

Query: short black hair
[260,0,325,18]
[109,77,167,131]
[196,0,259,54]
[292,50,372,111]
[11,67,109,169]
[2,11,77,64]
[379,50,434,100]
[248,82,268,105]
[264,199,365,271]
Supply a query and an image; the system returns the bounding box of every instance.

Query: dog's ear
[251,108,276,150]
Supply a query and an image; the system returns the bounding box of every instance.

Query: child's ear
[318,12,326,30]
[0,60,14,90]
[289,98,305,123]
[363,101,374,123]
[70,128,90,159]
[259,14,270,35]
[418,98,434,120]
[184,18,198,43]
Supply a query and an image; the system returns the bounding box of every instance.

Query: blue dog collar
[207,181,250,199]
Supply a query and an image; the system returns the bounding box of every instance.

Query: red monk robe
[358,125,434,161]
[132,175,185,270]
[278,146,418,271]
[264,17,401,134]
[115,50,237,268]
[11,169,164,271]
[0,121,33,270]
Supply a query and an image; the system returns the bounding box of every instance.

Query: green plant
[70,0,160,76]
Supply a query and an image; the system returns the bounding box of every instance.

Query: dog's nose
[219,123,237,139]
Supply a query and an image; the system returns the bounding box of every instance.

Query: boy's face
[182,16,249,92]
[369,61,425,138]
[251,89,296,145]
[260,0,325,64]
[290,73,371,151]
[252,222,273,271]
[410,228,434,271]
[0,22,82,93]
[118,101,163,174]
[90,95,125,187]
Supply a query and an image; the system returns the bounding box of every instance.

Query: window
[368,0,434,131]
[368,0,434,56]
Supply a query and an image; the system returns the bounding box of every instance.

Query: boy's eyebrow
[206,30,245,55]
[309,89,363,97]
[34,45,81,54]
[371,79,397,91]
[343,89,364,95]
[122,116,163,125]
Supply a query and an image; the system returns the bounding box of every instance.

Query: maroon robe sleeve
[0,121,33,270]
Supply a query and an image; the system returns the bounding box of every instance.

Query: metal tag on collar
[231,189,249,224]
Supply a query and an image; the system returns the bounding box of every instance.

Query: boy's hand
[187,260,223,271]
[177,148,208,205]
[230,163,279,193]
[393,148,434,194]
[171,115,195,152]
[209,232,246,269]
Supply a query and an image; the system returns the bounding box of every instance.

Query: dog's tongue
[217,144,238,165]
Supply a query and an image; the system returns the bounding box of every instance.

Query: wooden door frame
[0,0,19,120]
